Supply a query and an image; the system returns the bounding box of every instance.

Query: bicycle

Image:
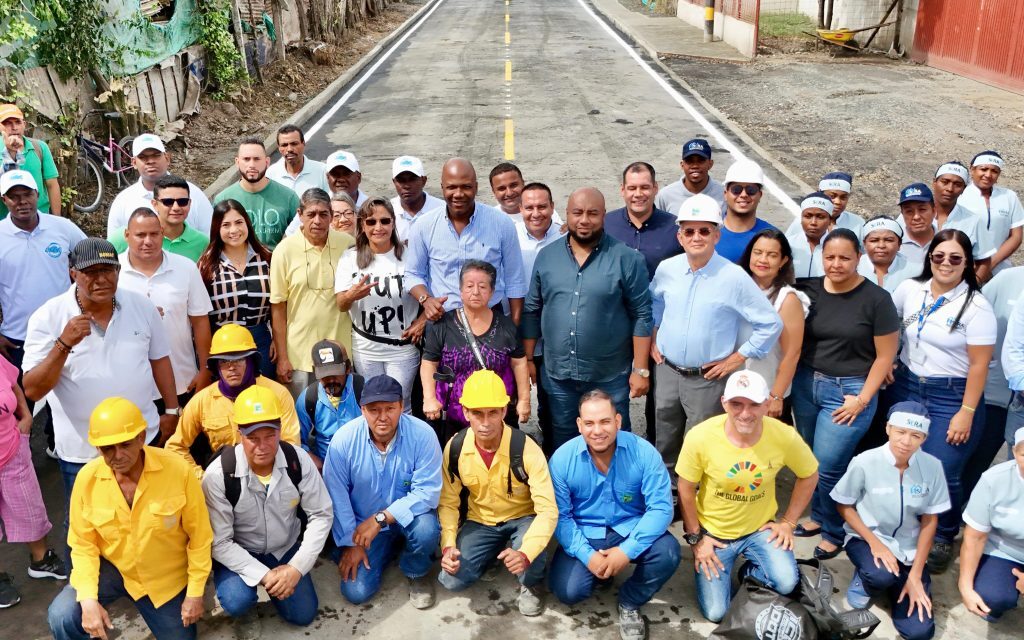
[72,110,138,213]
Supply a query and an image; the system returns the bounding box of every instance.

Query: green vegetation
[759,12,816,39]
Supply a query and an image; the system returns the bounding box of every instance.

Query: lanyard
[916,293,946,342]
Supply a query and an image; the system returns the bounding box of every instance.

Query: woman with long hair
[888,228,996,574]
[197,199,276,379]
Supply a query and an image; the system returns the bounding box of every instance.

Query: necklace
[75,288,117,338]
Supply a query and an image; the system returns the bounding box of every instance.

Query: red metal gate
[912,0,1024,94]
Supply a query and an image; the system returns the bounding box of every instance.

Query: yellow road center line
[505,60,512,82]
[506,13,510,23]
[504,119,515,160]
[505,31,511,45]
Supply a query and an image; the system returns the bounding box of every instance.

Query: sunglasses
[681,226,714,238]
[157,197,191,207]
[728,184,761,197]
[364,218,393,227]
[930,252,964,266]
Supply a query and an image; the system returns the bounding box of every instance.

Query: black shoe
[28,549,68,580]
[793,523,823,538]
[813,544,842,561]
[926,542,953,574]
[0,573,21,608]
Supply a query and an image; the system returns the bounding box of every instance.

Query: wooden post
[230,0,249,78]
[271,0,286,61]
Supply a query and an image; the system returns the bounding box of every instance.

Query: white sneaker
[518,584,543,616]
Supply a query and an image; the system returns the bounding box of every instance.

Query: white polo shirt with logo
[106,178,214,237]
[958,184,1024,273]
[0,213,86,341]
[22,287,170,462]
[118,251,214,396]
[393,192,445,242]
[267,156,329,198]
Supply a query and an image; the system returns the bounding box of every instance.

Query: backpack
[303,374,364,425]
[446,426,529,495]
[218,440,304,508]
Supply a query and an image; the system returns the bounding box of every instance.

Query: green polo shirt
[0,137,60,218]
[108,222,209,262]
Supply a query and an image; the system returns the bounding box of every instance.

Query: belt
[663,357,706,377]
[352,324,411,347]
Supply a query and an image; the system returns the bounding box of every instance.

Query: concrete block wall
[676,2,757,58]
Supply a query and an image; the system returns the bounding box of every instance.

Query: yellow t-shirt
[255,473,272,486]
[675,414,818,540]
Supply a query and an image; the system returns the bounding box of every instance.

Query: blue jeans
[548,530,680,610]
[438,516,547,590]
[845,538,934,640]
[890,366,984,543]
[964,399,1009,501]
[214,543,317,626]
[692,528,800,623]
[973,554,1024,620]
[543,369,631,452]
[791,367,876,546]
[332,511,439,604]
[48,558,195,640]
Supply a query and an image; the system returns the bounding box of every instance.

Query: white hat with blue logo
[0,169,38,195]
[392,155,426,179]
[326,150,360,173]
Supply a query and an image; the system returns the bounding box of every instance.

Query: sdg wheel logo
[726,461,763,493]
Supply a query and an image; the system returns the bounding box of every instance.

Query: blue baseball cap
[681,138,712,160]
[899,183,933,205]
[361,375,403,406]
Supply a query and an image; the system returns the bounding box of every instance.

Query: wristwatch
[374,511,388,528]
[417,293,429,304]
[683,530,704,546]
[631,367,650,378]
[163,407,181,417]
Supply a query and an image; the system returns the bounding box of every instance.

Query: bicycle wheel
[115,135,138,187]
[73,152,104,214]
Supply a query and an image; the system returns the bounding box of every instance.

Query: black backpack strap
[447,428,469,483]
[219,444,241,508]
[279,441,303,495]
[303,383,318,426]
[352,374,364,404]
[508,428,529,485]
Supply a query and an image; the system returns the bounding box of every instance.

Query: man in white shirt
[106,133,213,236]
[655,138,725,215]
[117,208,214,407]
[325,150,368,207]
[266,124,328,199]
[390,155,444,241]
[957,150,1024,278]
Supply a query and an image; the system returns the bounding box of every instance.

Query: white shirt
[0,214,86,340]
[958,184,1024,273]
[118,251,214,395]
[22,287,170,462]
[983,267,1024,405]
[898,233,930,265]
[857,252,921,295]
[963,459,1024,564]
[267,156,329,198]
[496,208,563,229]
[786,231,825,278]
[892,279,996,378]
[392,192,445,242]
[515,219,565,358]
[743,285,809,396]
[106,178,213,236]
[334,248,419,360]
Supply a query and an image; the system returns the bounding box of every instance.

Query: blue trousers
[973,554,1024,620]
[890,367,984,543]
[214,543,317,626]
[544,369,631,452]
[48,558,195,640]
[332,511,439,604]
[845,537,934,640]
[548,530,680,610]
[438,516,547,590]
[792,367,876,546]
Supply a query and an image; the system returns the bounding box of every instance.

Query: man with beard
[267,125,328,198]
[655,138,725,214]
[390,155,444,241]
[522,187,652,451]
[676,370,818,622]
[717,160,776,264]
[215,138,301,249]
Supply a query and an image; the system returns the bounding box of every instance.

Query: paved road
[3,1,1019,638]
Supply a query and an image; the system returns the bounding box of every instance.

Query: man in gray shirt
[202,385,333,627]
[654,138,725,215]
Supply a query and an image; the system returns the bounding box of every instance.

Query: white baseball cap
[0,169,38,195]
[676,193,722,225]
[392,155,426,178]
[326,150,360,173]
[132,133,166,157]
[723,370,770,403]
[725,159,765,185]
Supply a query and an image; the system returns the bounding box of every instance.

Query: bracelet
[780,516,797,528]
[769,393,782,402]
[54,338,72,354]
[854,395,867,409]
[961,404,976,414]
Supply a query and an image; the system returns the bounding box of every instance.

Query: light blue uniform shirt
[857,252,921,295]
[958,184,1024,273]
[787,231,825,278]
[963,459,1024,564]
[404,202,527,311]
[322,413,442,547]
[296,376,362,461]
[650,252,781,367]
[983,267,1024,405]
[896,206,992,262]
[549,431,673,563]
[1002,279,1024,393]
[831,445,950,563]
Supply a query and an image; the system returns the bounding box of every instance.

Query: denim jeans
[48,558,195,640]
[332,511,439,604]
[543,369,631,452]
[214,542,318,626]
[845,538,934,640]
[890,366,984,543]
[963,400,1009,501]
[972,554,1024,620]
[548,530,680,610]
[791,367,876,546]
[692,528,800,623]
[437,516,547,590]
[351,351,421,413]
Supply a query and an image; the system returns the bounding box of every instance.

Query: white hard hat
[676,194,722,225]
[725,159,765,185]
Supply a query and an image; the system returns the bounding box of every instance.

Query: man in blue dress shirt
[322,375,443,609]
[548,390,680,640]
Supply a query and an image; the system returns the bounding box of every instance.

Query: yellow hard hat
[234,385,283,432]
[210,323,258,358]
[459,369,510,409]
[88,397,148,447]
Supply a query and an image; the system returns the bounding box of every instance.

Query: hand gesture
[440,546,461,575]
[693,536,728,580]
[60,314,92,348]
[703,353,746,380]
[338,546,371,582]
[347,275,375,302]
[497,548,530,576]
[422,296,448,322]
[80,600,113,640]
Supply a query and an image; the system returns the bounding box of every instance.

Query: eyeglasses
[728,184,761,197]
[333,210,355,219]
[157,197,191,207]
[681,226,714,238]
[364,218,393,227]
[930,252,964,266]
[304,238,337,293]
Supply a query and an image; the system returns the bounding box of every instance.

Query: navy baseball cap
[899,183,933,205]
[361,375,403,406]
[681,138,712,160]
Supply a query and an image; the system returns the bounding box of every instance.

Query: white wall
[772,0,920,52]
[676,2,757,58]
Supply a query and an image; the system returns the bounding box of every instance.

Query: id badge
[910,346,927,368]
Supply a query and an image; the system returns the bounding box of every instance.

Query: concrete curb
[586,0,814,196]
[204,0,441,198]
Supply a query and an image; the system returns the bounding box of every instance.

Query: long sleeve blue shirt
[603,207,683,281]
[322,414,442,547]
[549,431,673,563]
[295,376,361,461]
[650,252,782,367]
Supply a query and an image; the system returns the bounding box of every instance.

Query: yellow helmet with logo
[209,324,257,358]
[88,397,148,447]
[233,385,283,431]
[459,369,510,409]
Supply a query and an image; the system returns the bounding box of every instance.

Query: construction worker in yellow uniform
[166,323,300,474]
[47,397,212,640]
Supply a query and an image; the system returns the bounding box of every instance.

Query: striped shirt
[206,247,271,327]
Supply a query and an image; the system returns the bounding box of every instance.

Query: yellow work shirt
[269,229,354,370]
[165,376,302,475]
[439,427,558,561]
[68,447,213,608]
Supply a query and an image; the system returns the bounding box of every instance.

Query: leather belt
[663,357,706,377]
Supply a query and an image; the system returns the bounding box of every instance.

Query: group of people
[1,102,1023,639]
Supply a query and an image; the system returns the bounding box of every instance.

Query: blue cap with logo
[681,138,712,160]
[899,183,933,205]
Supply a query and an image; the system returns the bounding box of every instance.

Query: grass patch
[759,12,816,39]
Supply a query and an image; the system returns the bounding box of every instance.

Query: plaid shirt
[208,248,271,327]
